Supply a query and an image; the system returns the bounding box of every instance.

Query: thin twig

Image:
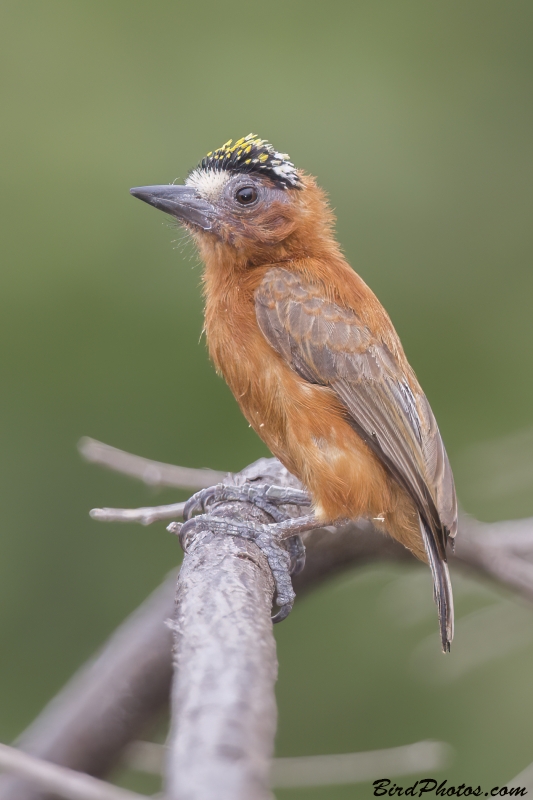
[79,437,226,490]
[123,739,452,787]
[90,502,186,525]
[271,740,452,788]
[166,502,278,800]
[87,456,301,527]
[0,743,147,800]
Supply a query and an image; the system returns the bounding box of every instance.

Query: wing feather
[255,267,458,556]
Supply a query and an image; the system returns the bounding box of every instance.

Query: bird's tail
[419,515,454,653]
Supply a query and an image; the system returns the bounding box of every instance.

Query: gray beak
[130,184,215,231]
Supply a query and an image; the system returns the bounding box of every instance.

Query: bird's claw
[168,516,197,553]
[184,482,311,523]
[183,485,219,520]
[176,482,313,620]
[183,482,308,576]
[271,603,293,624]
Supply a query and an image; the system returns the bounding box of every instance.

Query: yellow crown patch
[196,134,301,189]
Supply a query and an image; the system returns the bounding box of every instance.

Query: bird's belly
[238,364,396,523]
[215,334,423,558]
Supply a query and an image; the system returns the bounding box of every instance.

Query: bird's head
[130,134,335,267]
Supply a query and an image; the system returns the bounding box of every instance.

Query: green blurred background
[2,0,533,795]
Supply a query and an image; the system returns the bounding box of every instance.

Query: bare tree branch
[79,437,226,490]
[452,515,533,603]
[5,448,533,799]
[0,576,175,800]
[0,743,147,800]
[166,502,278,800]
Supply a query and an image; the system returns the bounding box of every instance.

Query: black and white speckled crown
[195,134,301,189]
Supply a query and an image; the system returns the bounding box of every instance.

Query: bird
[130,133,457,651]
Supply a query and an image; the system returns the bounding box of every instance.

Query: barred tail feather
[419,515,454,652]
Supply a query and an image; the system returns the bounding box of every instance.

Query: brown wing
[255,267,457,557]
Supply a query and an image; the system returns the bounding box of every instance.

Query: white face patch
[186,168,230,202]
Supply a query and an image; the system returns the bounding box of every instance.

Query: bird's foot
[183,482,311,577]
[183,482,311,523]
[169,511,320,623]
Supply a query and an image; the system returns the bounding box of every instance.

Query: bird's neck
[199,237,373,341]
[200,239,411,393]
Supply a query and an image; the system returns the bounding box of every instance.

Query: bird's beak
[130,184,215,231]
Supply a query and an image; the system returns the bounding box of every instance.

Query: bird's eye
[235,186,258,205]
